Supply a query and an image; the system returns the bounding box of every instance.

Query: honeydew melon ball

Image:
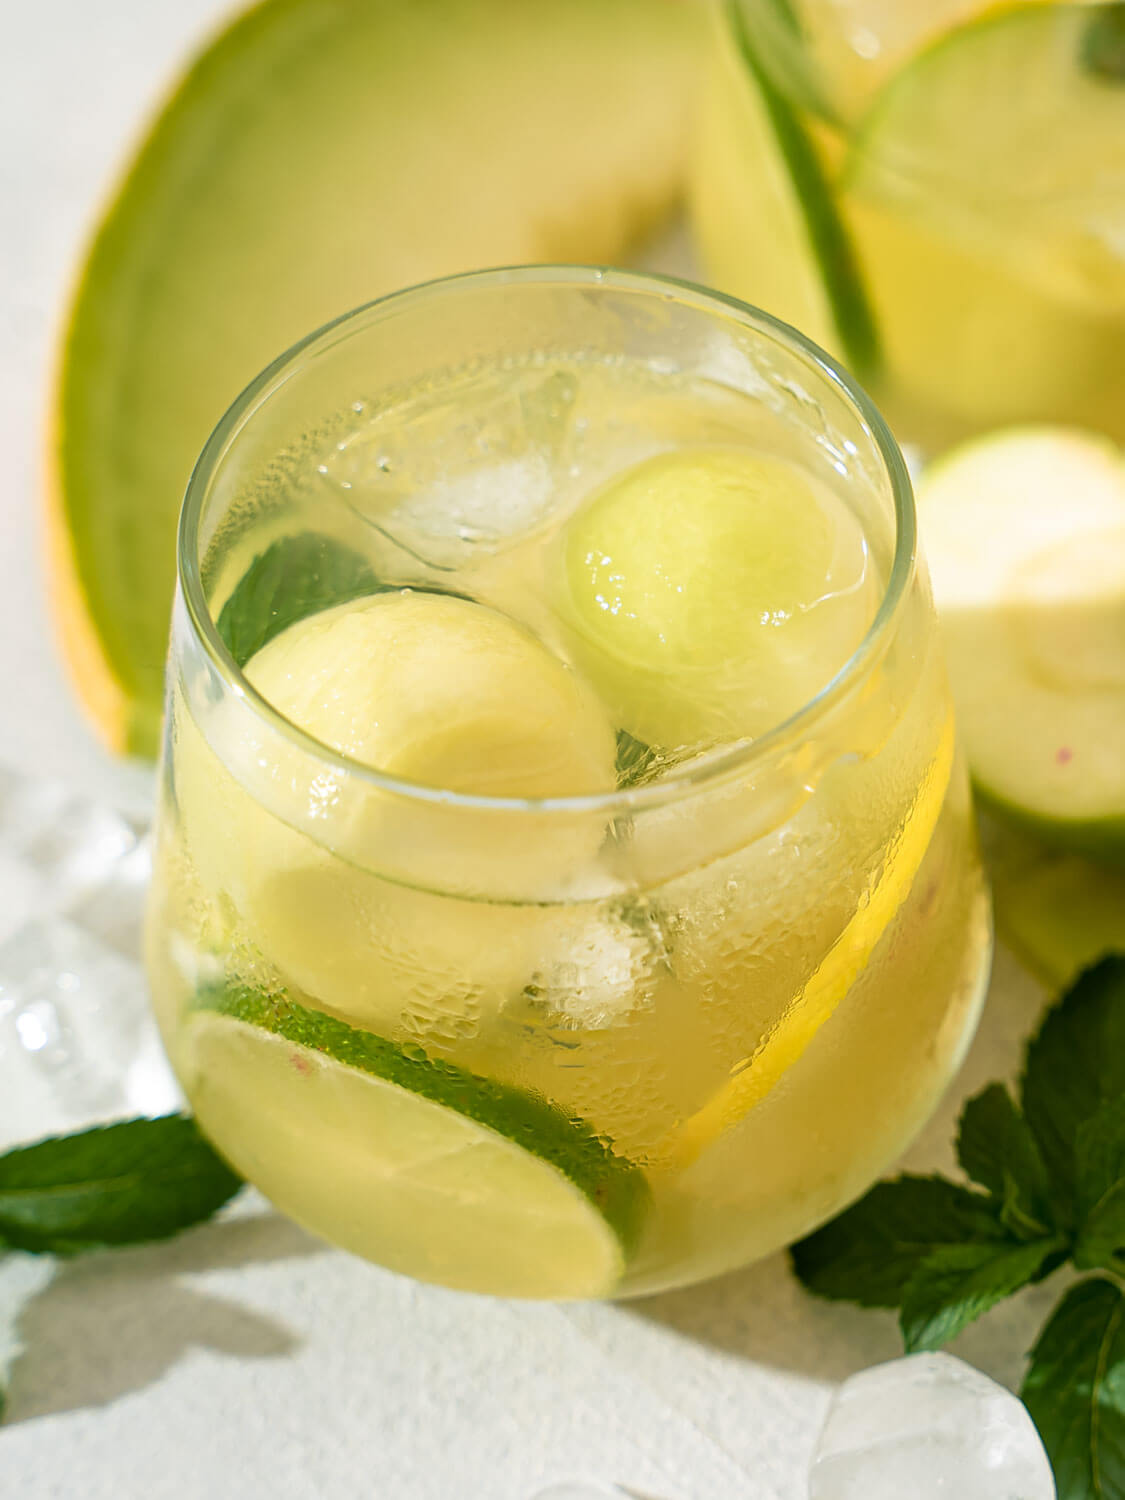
[175,590,619,1033]
[557,448,878,749]
[246,589,617,801]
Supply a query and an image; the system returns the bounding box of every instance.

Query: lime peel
[189,984,650,1296]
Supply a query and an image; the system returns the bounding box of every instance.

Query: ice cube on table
[809,1353,1056,1500]
[0,764,145,946]
[0,765,179,1150]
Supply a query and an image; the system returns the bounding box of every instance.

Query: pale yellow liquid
[146,354,991,1296]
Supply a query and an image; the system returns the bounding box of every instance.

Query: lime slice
[690,0,879,373]
[48,0,704,757]
[185,986,649,1297]
[795,0,1042,119]
[918,428,1125,857]
[985,821,1125,991]
[663,715,955,1166]
[846,3,1125,307]
[848,3,1125,213]
[841,5,1125,435]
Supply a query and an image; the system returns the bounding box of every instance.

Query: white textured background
[0,5,1056,1496]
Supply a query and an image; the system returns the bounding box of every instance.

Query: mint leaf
[957,1083,1054,1239]
[1074,1094,1125,1275]
[0,1116,242,1254]
[1022,959,1125,1228]
[1023,1278,1125,1500]
[900,1238,1064,1354]
[216,533,380,667]
[790,1175,1005,1307]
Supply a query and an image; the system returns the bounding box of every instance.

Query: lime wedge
[918,428,1125,857]
[691,0,879,373]
[185,987,649,1298]
[663,716,955,1166]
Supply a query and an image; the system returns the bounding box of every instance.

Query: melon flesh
[49,0,704,756]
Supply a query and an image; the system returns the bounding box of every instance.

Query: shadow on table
[625,1251,900,1383]
[4,1209,323,1424]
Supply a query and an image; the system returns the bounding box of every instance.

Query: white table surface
[0,6,1058,1496]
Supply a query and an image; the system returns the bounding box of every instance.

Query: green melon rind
[50,0,703,758]
[193,983,651,1258]
[721,0,880,374]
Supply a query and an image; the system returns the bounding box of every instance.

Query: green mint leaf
[1083,3,1125,83]
[957,1083,1054,1239]
[1074,1093,1125,1275]
[790,1175,1006,1307]
[1022,1277,1125,1500]
[1021,958,1125,1229]
[216,532,380,667]
[0,1116,243,1254]
[900,1237,1064,1354]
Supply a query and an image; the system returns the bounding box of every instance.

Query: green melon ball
[246,589,617,800]
[557,448,880,748]
[175,591,620,1031]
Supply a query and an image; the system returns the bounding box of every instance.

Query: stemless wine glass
[693,0,1125,452]
[145,267,992,1299]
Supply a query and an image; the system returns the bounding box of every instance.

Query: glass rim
[178,263,917,816]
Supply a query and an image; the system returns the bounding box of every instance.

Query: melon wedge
[49,0,704,757]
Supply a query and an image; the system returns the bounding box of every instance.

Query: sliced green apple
[918,427,1125,858]
[49,0,704,757]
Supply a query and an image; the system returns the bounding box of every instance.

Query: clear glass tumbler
[145,267,992,1298]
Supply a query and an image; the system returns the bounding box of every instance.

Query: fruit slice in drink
[185,986,648,1297]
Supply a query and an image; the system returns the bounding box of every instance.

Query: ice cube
[0,765,178,1149]
[809,1353,1056,1500]
[0,918,180,1149]
[523,903,669,1031]
[318,367,578,570]
[0,764,144,947]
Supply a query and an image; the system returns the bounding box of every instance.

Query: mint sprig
[791,957,1125,1499]
[0,1115,241,1254]
[0,1115,243,1416]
